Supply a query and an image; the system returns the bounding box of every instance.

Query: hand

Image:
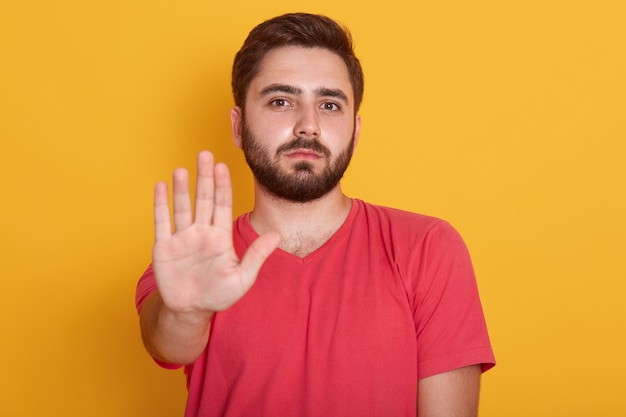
[152,151,281,320]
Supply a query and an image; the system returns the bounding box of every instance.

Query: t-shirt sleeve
[135,264,157,314]
[411,221,495,379]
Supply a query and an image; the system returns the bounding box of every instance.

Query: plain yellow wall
[1,0,625,415]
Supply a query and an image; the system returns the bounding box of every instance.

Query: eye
[270,98,290,107]
[321,101,340,111]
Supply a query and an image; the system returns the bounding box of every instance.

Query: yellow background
[1,0,624,415]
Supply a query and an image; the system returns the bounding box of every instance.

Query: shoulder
[232,212,255,257]
[352,199,470,260]
[354,199,456,237]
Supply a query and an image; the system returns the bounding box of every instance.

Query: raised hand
[152,151,281,318]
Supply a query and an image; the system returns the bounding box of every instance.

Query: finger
[212,163,233,231]
[239,231,281,288]
[154,181,172,241]
[194,151,215,225]
[172,168,193,231]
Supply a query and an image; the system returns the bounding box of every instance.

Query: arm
[417,365,482,417]
[139,290,213,365]
[139,151,281,365]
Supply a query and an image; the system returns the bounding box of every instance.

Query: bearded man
[136,12,495,417]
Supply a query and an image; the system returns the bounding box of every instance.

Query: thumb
[239,231,282,286]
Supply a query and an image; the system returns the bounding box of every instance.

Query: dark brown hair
[231,13,364,112]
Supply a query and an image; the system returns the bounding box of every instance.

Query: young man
[136,13,495,417]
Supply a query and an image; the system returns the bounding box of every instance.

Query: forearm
[139,291,214,365]
[417,365,481,417]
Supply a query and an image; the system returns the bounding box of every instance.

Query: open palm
[152,151,280,316]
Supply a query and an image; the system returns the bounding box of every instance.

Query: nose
[293,105,320,138]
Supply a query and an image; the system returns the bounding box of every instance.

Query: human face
[231,46,361,203]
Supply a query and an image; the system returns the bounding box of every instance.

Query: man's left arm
[417,365,482,417]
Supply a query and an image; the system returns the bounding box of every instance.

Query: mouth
[284,148,323,160]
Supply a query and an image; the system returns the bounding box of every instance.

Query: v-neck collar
[238,199,360,265]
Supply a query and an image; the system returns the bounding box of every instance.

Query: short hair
[231,13,364,112]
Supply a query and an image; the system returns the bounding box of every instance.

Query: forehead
[249,46,353,99]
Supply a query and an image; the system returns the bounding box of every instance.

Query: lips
[284,149,323,159]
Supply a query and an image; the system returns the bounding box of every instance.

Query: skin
[140,45,482,416]
[418,365,482,417]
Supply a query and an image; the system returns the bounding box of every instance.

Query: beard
[241,120,355,203]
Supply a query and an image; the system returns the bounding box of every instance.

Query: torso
[176,199,495,417]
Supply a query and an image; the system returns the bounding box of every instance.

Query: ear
[230,106,243,149]
[353,114,362,148]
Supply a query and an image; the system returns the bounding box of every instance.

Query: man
[136,12,495,417]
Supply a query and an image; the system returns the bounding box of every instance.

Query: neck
[249,183,352,257]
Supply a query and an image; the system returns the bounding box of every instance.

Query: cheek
[323,118,355,141]
[255,115,296,140]
[246,118,295,152]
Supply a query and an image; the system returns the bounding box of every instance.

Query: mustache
[276,137,331,158]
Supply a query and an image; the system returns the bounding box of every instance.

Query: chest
[210,250,418,377]
[201,230,420,415]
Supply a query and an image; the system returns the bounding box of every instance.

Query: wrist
[160,301,215,328]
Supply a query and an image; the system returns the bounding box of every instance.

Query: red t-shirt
[136,199,495,417]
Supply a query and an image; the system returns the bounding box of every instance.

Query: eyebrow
[316,87,349,104]
[259,83,350,105]
[259,84,302,97]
